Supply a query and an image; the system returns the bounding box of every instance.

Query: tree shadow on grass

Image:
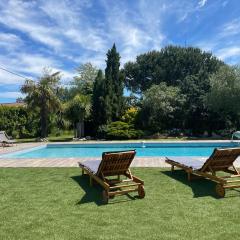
[71,175,141,206]
[161,170,240,199]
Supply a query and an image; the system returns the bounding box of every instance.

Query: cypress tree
[92,44,123,131]
[92,70,105,127]
[105,43,123,122]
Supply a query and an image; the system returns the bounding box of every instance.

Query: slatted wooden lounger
[165,148,240,197]
[0,131,16,147]
[78,150,145,203]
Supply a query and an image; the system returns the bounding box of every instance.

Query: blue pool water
[1,142,240,158]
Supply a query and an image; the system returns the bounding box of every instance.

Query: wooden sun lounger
[78,150,145,203]
[165,148,240,197]
[0,131,16,147]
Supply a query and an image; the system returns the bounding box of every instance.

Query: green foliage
[64,94,91,124]
[99,121,143,140]
[206,65,240,130]
[92,70,106,127]
[140,83,186,132]
[12,45,240,139]
[91,44,124,133]
[124,45,223,92]
[104,44,124,122]
[0,106,38,138]
[64,94,91,137]
[21,68,62,138]
[121,107,139,124]
[207,65,240,113]
[124,45,224,135]
[70,63,98,96]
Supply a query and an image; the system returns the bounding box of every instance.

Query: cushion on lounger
[79,159,101,174]
[166,157,207,170]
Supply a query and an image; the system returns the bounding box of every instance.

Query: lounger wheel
[216,184,225,197]
[102,190,109,204]
[138,185,145,198]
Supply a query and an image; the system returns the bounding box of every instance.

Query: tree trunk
[76,121,85,138]
[40,104,48,138]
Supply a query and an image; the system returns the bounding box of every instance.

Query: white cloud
[198,0,207,8]
[101,0,166,64]
[0,1,63,50]
[0,52,73,85]
[220,18,240,38]
[0,69,25,85]
[216,46,240,60]
[0,33,23,50]
[40,0,107,52]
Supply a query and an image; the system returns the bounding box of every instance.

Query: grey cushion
[79,159,101,174]
[166,157,207,170]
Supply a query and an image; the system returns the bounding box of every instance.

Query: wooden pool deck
[1,142,240,168]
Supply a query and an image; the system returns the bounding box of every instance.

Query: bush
[121,107,139,124]
[98,121,144,140]
[0,106,39,138]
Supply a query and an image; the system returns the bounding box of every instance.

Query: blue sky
[0,0,240,103]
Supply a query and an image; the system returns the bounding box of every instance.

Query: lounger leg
[187,172,191,181]
[171,165,174,172]
[82,169,84,175]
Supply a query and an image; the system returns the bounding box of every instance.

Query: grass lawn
[16,132,74,143]
[0,168,239,240]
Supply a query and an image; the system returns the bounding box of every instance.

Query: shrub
[0,106,38,138]
[98,121,143,140]
[121,107,139,124]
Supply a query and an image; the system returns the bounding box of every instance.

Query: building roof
[0,102,25,107]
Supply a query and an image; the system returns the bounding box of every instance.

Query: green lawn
[0,168,239,240]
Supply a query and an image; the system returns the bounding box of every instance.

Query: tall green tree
[91,44,124,132]
[104,43,123,122]
[64,94,91,138]
[21,69,62,138]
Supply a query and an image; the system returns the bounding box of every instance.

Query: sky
[0,0,240,103]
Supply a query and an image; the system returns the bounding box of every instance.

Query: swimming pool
[1,142,240,158]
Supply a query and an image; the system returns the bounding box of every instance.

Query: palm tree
[21,69,62,138]
[64,94,91,138]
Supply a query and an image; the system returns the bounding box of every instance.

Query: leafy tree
[124,46,223,93]
[21,69,62,138]
[124,45,223,134]
[140,83,186,132]
[64,94,91,138]
[206,65,240,130]
[71,63,98,96]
